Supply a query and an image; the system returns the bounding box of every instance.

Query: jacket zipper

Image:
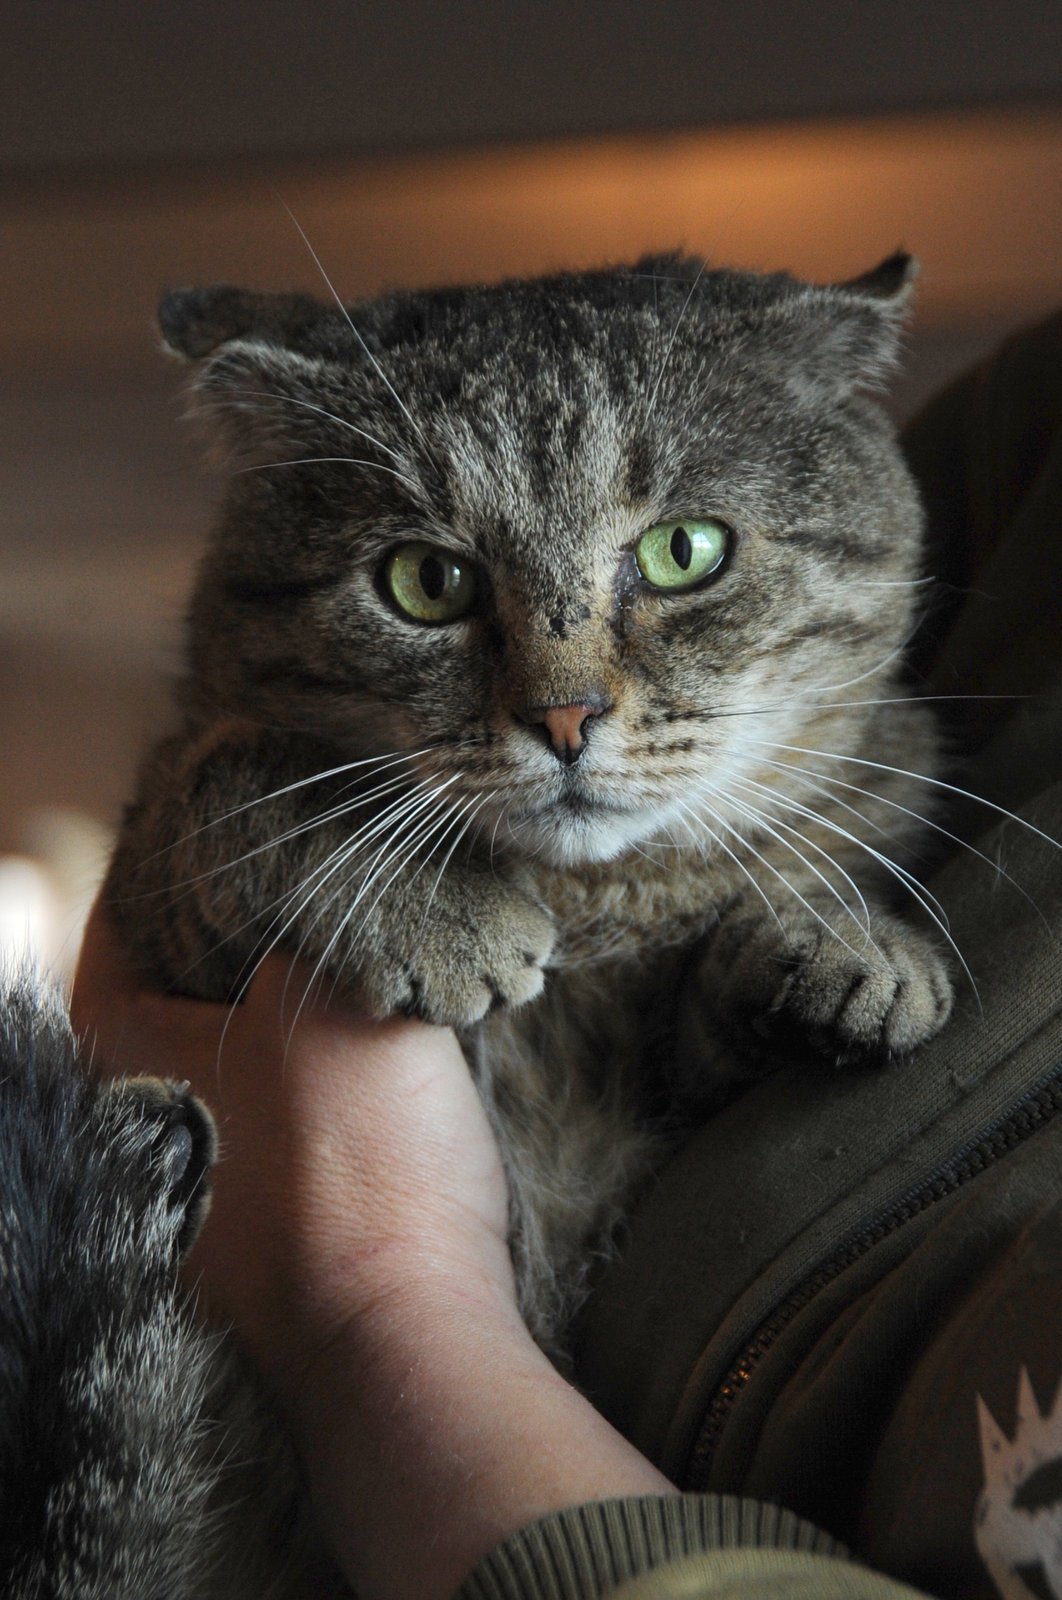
[686,1062,1062,1489]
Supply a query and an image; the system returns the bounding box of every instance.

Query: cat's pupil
[670,526,693,570]
[420,555,446,600]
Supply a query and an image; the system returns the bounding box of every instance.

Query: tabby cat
[0,977,331,1598]
[108,250,953,1348]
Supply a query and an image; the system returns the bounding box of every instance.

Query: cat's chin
[504,805,652,868]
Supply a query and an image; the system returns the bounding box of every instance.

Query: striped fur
[110,253,952,1347]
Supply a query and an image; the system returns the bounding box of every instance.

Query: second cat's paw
[357,875,556,1029]
[699,908,954,1064]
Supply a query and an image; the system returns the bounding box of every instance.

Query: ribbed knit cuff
[452,1493,846,1600]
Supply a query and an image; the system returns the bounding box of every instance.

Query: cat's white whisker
[138,770,430,906]
[209,778,459,1042]
[746,738,1062,855]
[276,198,441,467]
[276,782,464,1040]
[756,755,1052,932]
[228,385,410,465]
[798,632,917,698]
[315,790,474,1015]
[129,789,403,927]
[232,455,423,494]
[290,779,460,953]
[705,806,827,940]
[138,745,435,862]
[759,784,980,1006]
[719,790,880,958]
[672,797,788,938]
[486,802,510,874]
[427,791,496,904]
[729,765,991,1004]
[339,785,464,926]
[756,763,916,857]
[799,693,1018,715]
[698,783,882,966]
[736,772,952,932]
[689,691,1018,726]
[728,774,877,938]
[645,259,707,419]
[857,575,938,588]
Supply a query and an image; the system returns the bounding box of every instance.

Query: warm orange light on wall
[3,108,1059,364]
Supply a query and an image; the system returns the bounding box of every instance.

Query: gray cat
[0,977,338,1599]
[108,251,953,1349]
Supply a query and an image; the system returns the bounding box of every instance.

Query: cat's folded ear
[159,285,332,360]
[766,251,919,400]
[158,286,335,463]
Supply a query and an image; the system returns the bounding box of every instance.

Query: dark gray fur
[0,978,336,1598]
[3,254,957,1593]
[109,252,952,1348]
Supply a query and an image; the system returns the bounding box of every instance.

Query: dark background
[5,0,1061,170]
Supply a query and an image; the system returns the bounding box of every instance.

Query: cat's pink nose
[517,699,609,766]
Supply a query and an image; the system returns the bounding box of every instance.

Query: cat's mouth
[515,791,631,821]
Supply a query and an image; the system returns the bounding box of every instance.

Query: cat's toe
[367,890,555,1028]
[771,922,954,1063]
[451,897,555,1024]
[697,908,953,1067]
[108,1077,218,1254]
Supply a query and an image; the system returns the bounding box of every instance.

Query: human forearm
[71,914,673,1600]
[291,1277,674,1600]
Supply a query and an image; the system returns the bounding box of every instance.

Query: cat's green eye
[635,519,730,592]
[384,541,476,624]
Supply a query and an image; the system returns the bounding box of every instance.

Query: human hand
[70,903,672,1600]
[70,902,517,1392]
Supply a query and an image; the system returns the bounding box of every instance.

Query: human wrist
[291,1282,674,1600]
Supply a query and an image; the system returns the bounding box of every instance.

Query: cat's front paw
[357,873,556,1028]
[699,906,954,1064]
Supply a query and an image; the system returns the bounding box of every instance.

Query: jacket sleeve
[453,1494,935,1599]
